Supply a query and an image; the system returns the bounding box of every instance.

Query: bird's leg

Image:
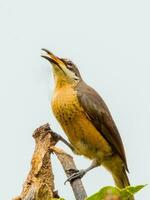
[51,131,75,152]
[65,159,99,184]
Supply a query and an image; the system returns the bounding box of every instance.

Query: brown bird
[41,49,132,191]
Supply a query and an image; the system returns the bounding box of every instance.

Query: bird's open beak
[41,49,65,71]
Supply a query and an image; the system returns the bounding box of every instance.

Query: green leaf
[123,185,146,194]
[85,186,120,200]
[120,185,146,199]
[85,185,146,200]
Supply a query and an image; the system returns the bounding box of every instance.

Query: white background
[0,1,149,199]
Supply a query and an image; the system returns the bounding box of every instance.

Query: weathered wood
[13,124,57,200]
[13,123,87,200]
[52,146,87,200]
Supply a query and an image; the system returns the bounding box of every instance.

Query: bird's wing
[76,81,128,171]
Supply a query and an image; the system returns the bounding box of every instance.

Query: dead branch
[13,124,57,200]
[51,146,87,200]
[13,123,87,200]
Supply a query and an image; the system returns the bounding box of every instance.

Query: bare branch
[51,146,87,200]
[13,124,87,200]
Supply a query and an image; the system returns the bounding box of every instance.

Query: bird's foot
[65,169,86,184]
[51,132,75,152]
[50,131,62,141]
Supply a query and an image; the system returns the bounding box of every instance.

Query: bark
[13,124,57,200]
[51,146,87,200]
[13,124,87,200]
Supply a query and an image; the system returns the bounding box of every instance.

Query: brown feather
[76,81,129,172]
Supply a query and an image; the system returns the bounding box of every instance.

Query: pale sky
[0,0,149,199]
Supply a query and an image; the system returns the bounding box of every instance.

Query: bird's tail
[102,155,134,200]
[112,165,130,188]
[112,168,135,200]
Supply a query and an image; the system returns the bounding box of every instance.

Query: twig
[51,146,87,200]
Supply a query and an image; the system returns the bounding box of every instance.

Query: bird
[41,49,132,191]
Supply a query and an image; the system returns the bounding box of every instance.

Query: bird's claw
[66,168,79,175]
[64,169,86,184]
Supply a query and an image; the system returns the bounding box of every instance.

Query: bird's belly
[52,87,112,160]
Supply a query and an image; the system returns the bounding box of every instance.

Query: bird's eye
[61,58,79,79]
[67,64,74,71]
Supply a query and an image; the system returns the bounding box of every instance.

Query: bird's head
[41,49,82,87]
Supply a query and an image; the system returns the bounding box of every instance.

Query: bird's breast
[51,85,112,159]
[51,86,81,124]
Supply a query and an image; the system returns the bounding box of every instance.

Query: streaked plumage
[41,49,133,197]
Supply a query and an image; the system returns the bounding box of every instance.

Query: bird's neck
[53,75,78,91]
